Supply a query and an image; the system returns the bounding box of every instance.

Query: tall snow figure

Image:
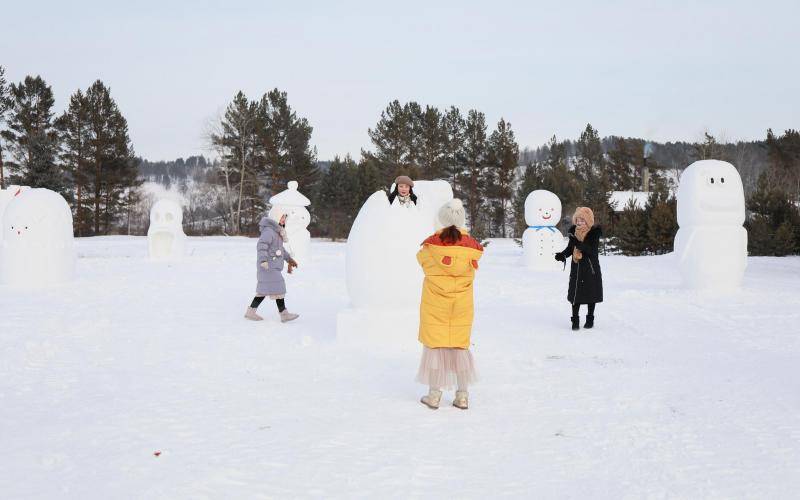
[674,160,747,289]
[1,188,75,287]
[339,179,453,349]
[147,199,186,261]
[268,181,311,265]
[522,190,565,270]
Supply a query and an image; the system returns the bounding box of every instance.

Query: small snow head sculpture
[525,190,562,227]
[148,199,186,260]
[0,186,30,245]
[1,188,75,286]
[677,160,745,227]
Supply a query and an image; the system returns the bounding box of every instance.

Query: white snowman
[1,188,75,287]
[147,199,187,261]
[522,190,566,270]
[268,180,311,265]
[674,160,747,289]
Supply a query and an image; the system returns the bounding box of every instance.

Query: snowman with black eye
[522,189,566,270]
[674,159,747,289]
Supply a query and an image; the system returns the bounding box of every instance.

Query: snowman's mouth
[542,214,551,219]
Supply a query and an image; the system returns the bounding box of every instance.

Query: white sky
[2,0,798,161]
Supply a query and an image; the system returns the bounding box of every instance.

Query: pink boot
[244,307,264,321]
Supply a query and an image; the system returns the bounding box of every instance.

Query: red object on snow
[154,451,161,457]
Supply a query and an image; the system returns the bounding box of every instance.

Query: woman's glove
[286,257,298,274]
[260,261,269,270]
[555,253,566,262]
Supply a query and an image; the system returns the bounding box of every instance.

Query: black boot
[584,315,594,329]
[571,316,580,331]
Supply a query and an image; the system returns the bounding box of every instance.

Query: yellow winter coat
[417,230,484,349]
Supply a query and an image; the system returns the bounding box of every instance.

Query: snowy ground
[1,237,799,499]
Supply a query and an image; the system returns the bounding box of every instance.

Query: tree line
[1,64,797,255]
[0,66,139,236]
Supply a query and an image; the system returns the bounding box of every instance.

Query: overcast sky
[2,0,798,161]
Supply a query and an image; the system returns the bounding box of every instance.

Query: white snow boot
[279,310,300,323]
[420,389,443,410]
[244,307,264,321]
[453,390,469,410]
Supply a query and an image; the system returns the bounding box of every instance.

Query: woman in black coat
[555,206,603,330]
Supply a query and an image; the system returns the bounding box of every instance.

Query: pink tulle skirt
[415,347,477,390]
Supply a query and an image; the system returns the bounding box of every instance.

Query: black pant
[250,296,286,312]
[572,303,595,317]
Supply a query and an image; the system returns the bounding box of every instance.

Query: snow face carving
[1,188,76,287]
[522,190,565,270]
[0,186,30,247]
[674,160,747,289]
[147,199,186,261]
[268,181,312,265]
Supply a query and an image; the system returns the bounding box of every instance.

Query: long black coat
[557,225,604,304]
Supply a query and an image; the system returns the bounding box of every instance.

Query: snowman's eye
[538,208,541,211]
[710,178,715,184]
[721,177,725,183]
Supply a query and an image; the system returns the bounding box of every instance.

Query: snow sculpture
[346,180,453,309]
[339,180,454,349]
[522,190,565,270]
[674,160,747,289]
[147,199,186,261]
[268,180,311,265]
[1,188,75,287]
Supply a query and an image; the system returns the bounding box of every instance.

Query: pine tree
[255,89,319,199]
[0,75,66,195]
[367,100,411,178]
[211,91,258,234]
[486,118,519,237]
[575,124,612,228]
[418,105,446,179]
[747,170,800,255]
[773,221,795,256]
[614,200,649,255]
[606,137,636,191]
[646,194,678,254]
[318,155,358,240]
[0,65,9,189]
[56,90,93,235]
[540,135,582,224]
[355,156,384,204]
[692,132,722,161]
[512,163,544,237]
[82,80,140,235]
[460,109,488,238]
[441,106,465,197]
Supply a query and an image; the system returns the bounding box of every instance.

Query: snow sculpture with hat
[269,180,312,265]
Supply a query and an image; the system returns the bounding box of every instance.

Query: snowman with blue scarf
[522,189,566,270]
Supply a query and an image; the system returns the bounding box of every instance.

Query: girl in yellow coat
[416,199,483,410]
